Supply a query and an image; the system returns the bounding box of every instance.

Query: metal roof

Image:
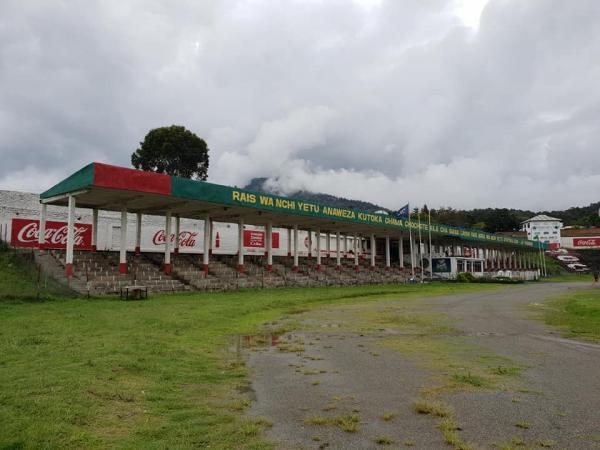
[521,214,562,223]
[40,162,544,250]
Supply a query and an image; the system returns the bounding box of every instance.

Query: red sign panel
[573,238,600,247]
[11,218,93,249]
[243,230,280,248]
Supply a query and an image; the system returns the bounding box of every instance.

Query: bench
[120,285,148,301]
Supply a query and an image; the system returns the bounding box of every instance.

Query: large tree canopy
[131,125,209,179]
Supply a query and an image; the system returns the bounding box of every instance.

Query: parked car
[567,263,589,272]
[557,255,579,262]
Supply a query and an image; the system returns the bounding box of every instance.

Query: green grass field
[0,249,501,450]
[542,287,600,342]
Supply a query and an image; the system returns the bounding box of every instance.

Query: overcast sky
[1,0,599,210]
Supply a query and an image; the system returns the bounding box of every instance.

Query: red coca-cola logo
[573,238,600,247]
[152,230,198,247]
[11,218,92,249]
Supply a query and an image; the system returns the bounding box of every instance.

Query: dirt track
[247,283,600,450]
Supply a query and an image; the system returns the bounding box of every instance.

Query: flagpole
[428,208,433,279]
[408,209,415,278]
[417,209,424,281]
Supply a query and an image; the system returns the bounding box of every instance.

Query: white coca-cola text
[17,222,87,245]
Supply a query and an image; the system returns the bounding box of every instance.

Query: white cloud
[0,0,599,211]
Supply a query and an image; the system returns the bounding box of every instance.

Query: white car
[557,255,579,262]
[567,263,589,272]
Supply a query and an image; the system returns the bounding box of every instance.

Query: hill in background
[243,178,600,233]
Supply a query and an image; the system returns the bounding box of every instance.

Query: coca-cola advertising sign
[152,230,199,247]
[11,218,92,249]
[573,238,600,247]
[243,230,280,248]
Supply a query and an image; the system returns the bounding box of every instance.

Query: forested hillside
[243,178,600,232]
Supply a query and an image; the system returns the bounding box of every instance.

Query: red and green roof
[41,162,546,250]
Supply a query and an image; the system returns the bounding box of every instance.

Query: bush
[456,272,476,283]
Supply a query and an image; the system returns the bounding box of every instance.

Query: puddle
[231,332,309,357]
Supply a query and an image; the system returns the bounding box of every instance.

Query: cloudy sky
[1,0,599,210]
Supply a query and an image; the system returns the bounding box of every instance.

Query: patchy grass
[375,435,394,445]
[452,371,492,388]
[438,418,474,450]
[515,421,531,429]
[381,411,396,422]
[304,413,360,433]
[0,282,499,449]
[412,400,453,418]
[334,414,360,433]
[534,288,600,342]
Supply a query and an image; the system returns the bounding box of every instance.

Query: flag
[394,204,410,219]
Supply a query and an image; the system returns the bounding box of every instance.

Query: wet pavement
[243,283,600,450]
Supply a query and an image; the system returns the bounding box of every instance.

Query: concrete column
[135,212,142,255]
[354,234,359,271]
[65,195,76,277]
[209,220,214,255]
[164,211,172,274]
[399,234,404,269]
[307,230,312,259]
[266,221,273,271]
[91,208,98,252]
[409,235,415,277]
[336,231,341,270]
[119,208,128,274]
[343,235,348,258]
[38,203,47,251]
[316,229,322,271]
[370,234,376,268]
[326,233,331,258]
[238,218,244,272]
[203,214,210,274]
[287,228,292,257]
[385,236,390,270]
[293,225,299,270]
[174,216,181,254]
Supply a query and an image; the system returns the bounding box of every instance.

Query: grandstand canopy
[40,162,544,250]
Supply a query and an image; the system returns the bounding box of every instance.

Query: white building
[521,214,563,248]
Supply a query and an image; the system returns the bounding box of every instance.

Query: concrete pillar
[409,235,415,277]
[336,231,341,270]
[266,221,273,271]
[343,235,348,258]
[307,230,312,258]
[174,216,181,254]
[287,228,292,257]
[119,208,128,274]
[91,208,98,252]
[354,234,359,271]
[385,236,390,270]
[65,195,76,277]
[316,229,322,271]
[293,225,299,270]
[135,212,142,255]
[203,214,210,274]
[38,203,47,251]
[164,211,172,274]
[326,233,331,258]
[399,234,404,269]
[370,234,376,268]
[237,218,244,272]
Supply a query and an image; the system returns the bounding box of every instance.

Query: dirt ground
[245,283,600,450]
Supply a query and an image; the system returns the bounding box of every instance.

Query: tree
[131,125,209,179]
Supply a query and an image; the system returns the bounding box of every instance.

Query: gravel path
[247,283,600,449]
